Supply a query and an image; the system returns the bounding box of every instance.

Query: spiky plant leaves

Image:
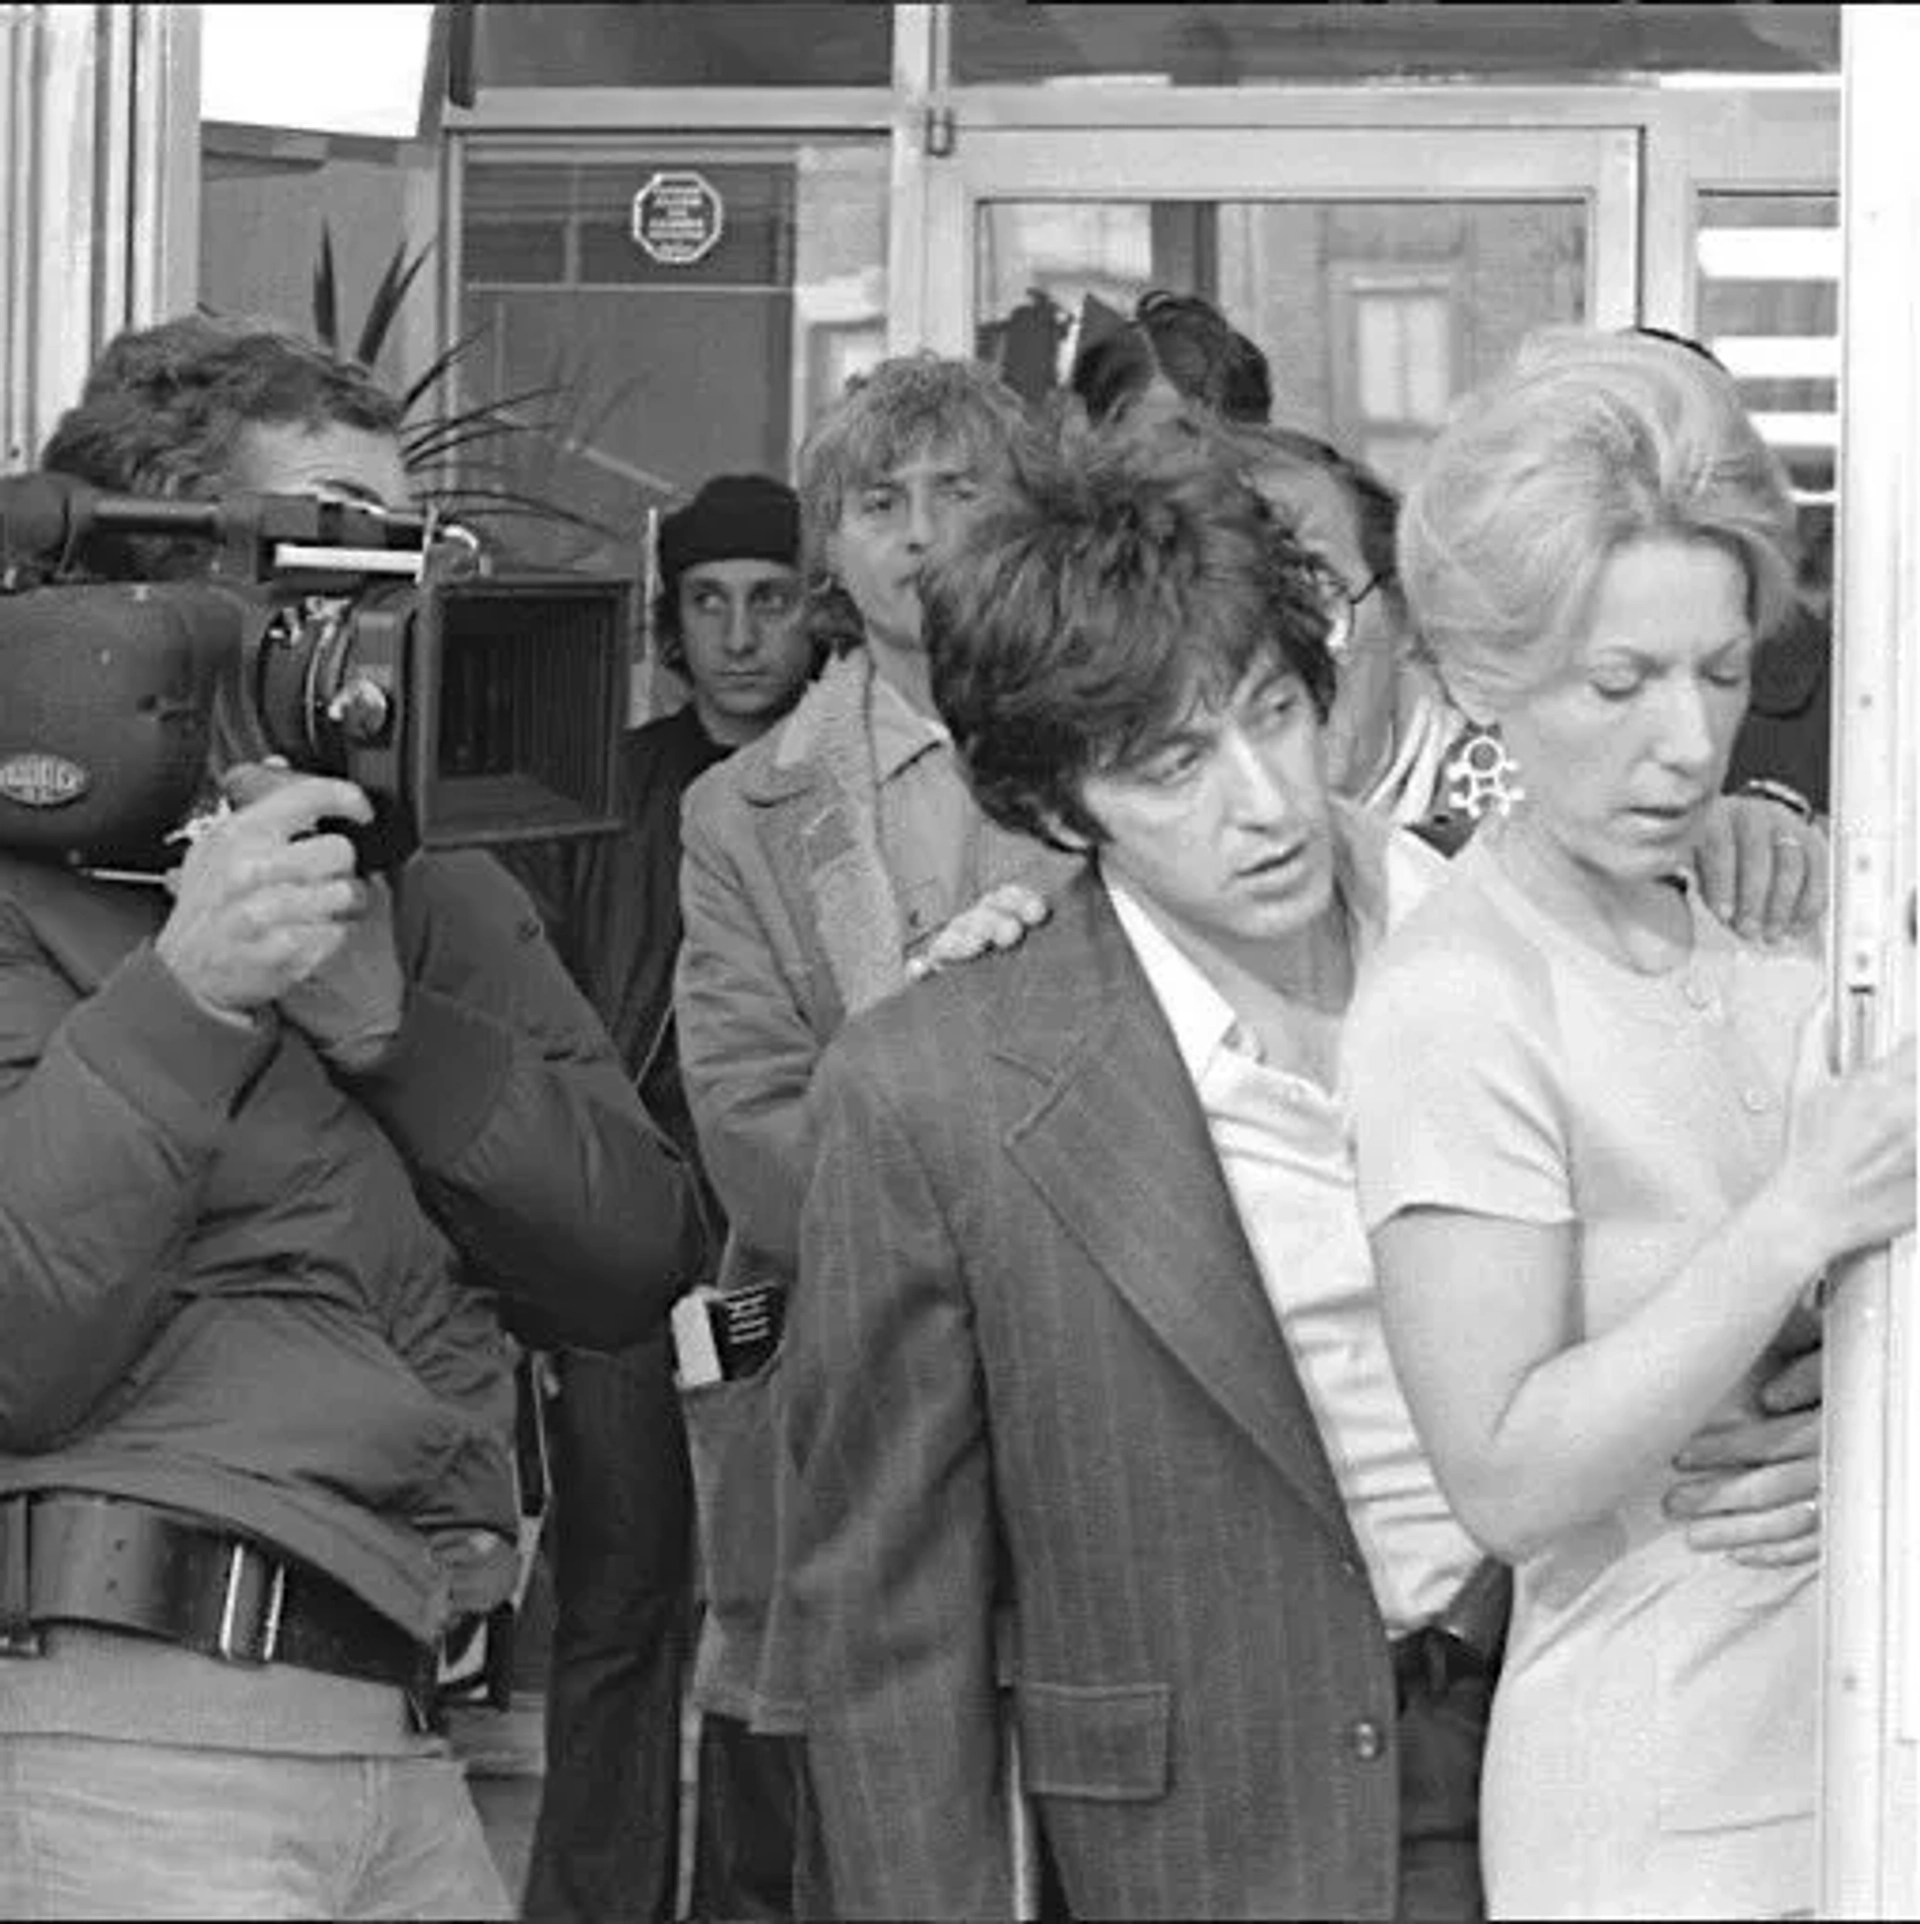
[293,227,630,556]
[355,240,435,369]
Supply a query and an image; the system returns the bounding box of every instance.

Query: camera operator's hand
[155,766,374,1024]
[218,761,405,1072]
[277,871,404,1072]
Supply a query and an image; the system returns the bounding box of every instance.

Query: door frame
[1639,82,1840,333]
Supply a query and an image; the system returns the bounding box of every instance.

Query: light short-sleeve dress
[1344,832,1823,1921]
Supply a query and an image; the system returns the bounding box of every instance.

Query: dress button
[1741,1088,1771,1115]
[1682,975,1724,1020]
[1350,1718,1385,1762]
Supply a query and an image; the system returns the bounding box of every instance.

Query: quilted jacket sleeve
[0,878,276,1450]
[341,850,707,1351]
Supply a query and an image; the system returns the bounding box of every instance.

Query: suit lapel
[998,875,1358,1551]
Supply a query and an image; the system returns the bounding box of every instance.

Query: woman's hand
[905,883,1050,982]
[1691,794,1827,944]
[1774,1029,1917,1268]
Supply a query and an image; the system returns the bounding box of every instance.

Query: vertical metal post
[886,4,942,353]
[1819,7,1920,1914]
[0,1,199,473]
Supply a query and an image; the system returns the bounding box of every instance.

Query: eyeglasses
[1314,566,1394,660]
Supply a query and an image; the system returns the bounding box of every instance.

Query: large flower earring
[1439,719,1525,822]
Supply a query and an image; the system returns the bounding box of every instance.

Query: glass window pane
[1696,188,1838,811]
[472,3,891,89]
[952,3,1837,86]
[975,198,1585,489]
[1402,297,1452,423]
[452,141,888,579]
[1356,298,1404,420]
[1695,189,1839,561]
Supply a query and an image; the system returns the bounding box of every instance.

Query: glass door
[449,133,892,573]
[1643,91,1839,807]
[917,125,1637,490]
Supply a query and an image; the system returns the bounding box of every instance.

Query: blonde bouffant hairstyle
[1397,325,1800,722]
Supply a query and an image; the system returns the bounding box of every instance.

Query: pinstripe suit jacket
[779,865,1404,1921]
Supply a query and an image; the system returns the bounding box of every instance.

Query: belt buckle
[216,1540,288,1665]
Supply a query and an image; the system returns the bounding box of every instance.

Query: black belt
[0,1492,438,1720]
[1390,1623,1496,1710]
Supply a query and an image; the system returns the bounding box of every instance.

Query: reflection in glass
[1696,191,1839,520]
[1698,190,1840,813]
[976,199,1585,489]
[454,142,888,576]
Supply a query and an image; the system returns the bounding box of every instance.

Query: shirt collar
[868,658,951,784]
[1105,873,1253,1080]
[1103,802,1437,1085]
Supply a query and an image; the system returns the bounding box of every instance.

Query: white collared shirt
[1105,817,1481,1634]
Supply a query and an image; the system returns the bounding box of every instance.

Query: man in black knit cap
[508,473,821,1924]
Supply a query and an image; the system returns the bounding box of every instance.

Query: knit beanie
[657,473,801,592]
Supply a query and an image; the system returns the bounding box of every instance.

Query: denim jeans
[0,1733,513,1920]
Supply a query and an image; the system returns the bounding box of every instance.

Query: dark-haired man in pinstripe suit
[773,419,1491,1921]
[770,417,1828,1921]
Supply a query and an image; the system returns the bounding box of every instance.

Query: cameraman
[0,315,706,1919]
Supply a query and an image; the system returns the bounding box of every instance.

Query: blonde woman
[1345,328,1915,1917]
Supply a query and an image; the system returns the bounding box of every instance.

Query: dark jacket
[0,847,704,1641]
[1726,603,1832,816]
[500,702,728,1159]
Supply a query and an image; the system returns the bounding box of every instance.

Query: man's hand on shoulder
[906,883,1051,982]
[1692,792,1827,946]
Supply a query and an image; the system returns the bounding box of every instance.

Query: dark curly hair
[1242,422,1408,625]
[1069,290,1274,429]
[924,412,1336,852]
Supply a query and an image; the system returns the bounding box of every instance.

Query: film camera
[0,473,633,874]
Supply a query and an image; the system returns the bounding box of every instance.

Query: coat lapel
[740,653,905,1021]
[998,874,1358,1552]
